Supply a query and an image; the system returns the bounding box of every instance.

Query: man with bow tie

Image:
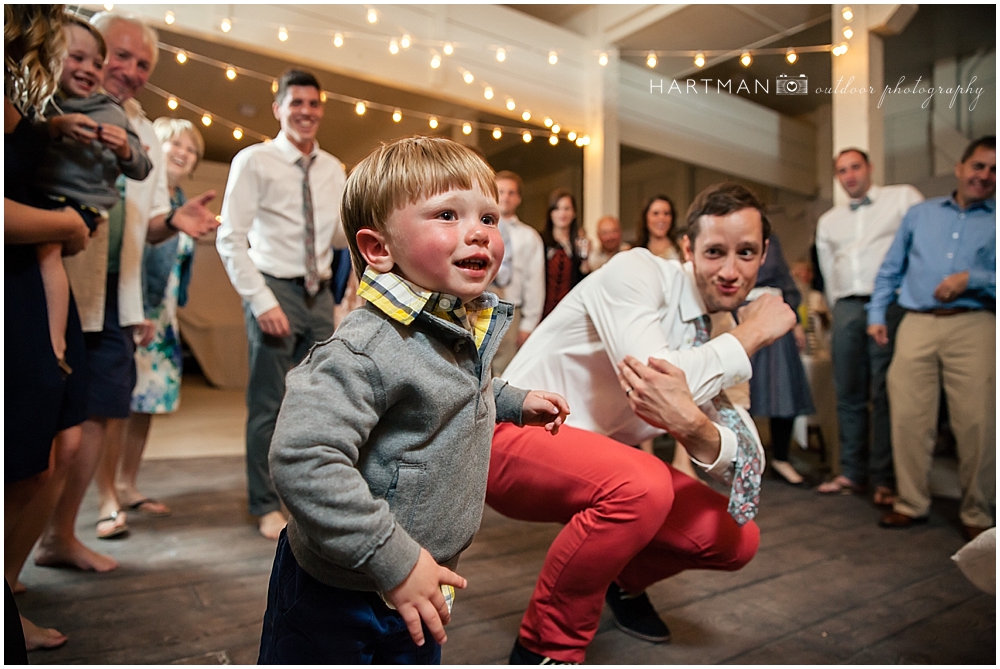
[814,149,923,504]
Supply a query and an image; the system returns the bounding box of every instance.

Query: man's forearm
[146,213,173,244]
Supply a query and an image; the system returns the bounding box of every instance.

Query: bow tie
[849,196,872,211]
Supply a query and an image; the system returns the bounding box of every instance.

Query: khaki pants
[887,311,995,527]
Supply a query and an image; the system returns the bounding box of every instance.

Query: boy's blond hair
[342,136,499,279]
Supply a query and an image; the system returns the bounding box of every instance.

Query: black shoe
[509,639,579,665]
[605,583,671,643]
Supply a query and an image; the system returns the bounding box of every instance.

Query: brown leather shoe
[962,524,991,542]
[878,511,928,529]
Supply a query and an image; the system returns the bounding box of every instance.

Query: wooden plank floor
[16,452,994,665]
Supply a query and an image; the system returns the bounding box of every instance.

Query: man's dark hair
[960,135,995,164]
[835,147,869,165]
[274,69,321,104]
[682,182,771,245]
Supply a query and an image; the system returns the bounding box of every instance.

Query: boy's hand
[385,548,467,647]
[521,390,570,435]
[97,123,132,160]
[50,113,98,143]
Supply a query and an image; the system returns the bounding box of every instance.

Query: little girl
[35,15,151,371]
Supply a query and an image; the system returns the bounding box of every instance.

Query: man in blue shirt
[868,136,995,540]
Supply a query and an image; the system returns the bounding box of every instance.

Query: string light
[443,43,454,56]
[548,51,558,65]
[543,118,553,128]
[430,54,441,68]
[492,127,502,140]
[278,26,288,42]
[176,51,187,64]
[355,101,366,115]
[164,11,174,25]
[646,52,657,68]
[220,18,232,33]
[389,40,399,55]
[521,110,531,121]
[582,136,590,146]
[400,34,411,49]
[842,26,854,40]
[429,117,439,129]
[462,122,472,135]
[505,99,516,111]
[740,52,753,67]
[575,136,584,147]
[484,87,494,100]
[567,131,577,141]
[462,71,474,84]
[549,134,558,145]
[319,91,327,103]
[786,49,798,64]
[551,124,560,134]
[233,127,243,140]
[333,33,344,47]
[167,97,178,110]
[392,109,402,122]
[598,52,609,67]
[842,7,854,21]
[367,8,378,24]
[271,80,278,94]
[496,48,506,62]
[522,131,532,143]
[201,114,212,126]
[832,43,849,56]
[225,66,237,80]
[104,3,113,11]
[694,53,706,68]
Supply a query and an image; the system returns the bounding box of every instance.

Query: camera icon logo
[776,74,808,95]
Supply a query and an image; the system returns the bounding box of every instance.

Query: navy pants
[258,529,441,664]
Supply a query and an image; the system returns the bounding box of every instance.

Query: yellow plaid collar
[357,268,497,348]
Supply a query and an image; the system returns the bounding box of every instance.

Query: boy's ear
[355,228,395,273]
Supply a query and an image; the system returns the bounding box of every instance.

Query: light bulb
[543,118,553,128]
[176,51,187,64]
[506,99,516,111]
[367,8,378,24]
[694,53,706,68]
[575,137,584,147]
[429,117,439,129]
[355,101,366,115]
[319,91,327,103]
[201,114,212,127]
[104,3,113,11]
[400,34,411,49]
[832,43,849,57]
[549,134,558,145]
[463,71,474,84]
[496,48,506,62]
[843,26,854,40]
[740,52,752,67]
[842,7,853,21]
[646,52,657,68]
[164,11,175,25]
[484,87,494,100]
[333,33,344,47]
[271,80,278,94]
[392,109,402,123]
[551,124,561,134]
[233,127,243,140]
[226,66,237,80]
[430,54,441,69]
[462,122,472,135]
[567,131,577,141]
[581,135,591,146]
[389,40,399,55]
[278,26,288,42]
[443,43,454,56]
[167,97,178,110]
[221,18,232,33]
[786,50,798,64]
[548,51,558,65]
[598,52,609,67]
[521,110,531,122]
[492,127,502,140]
[522,131,532,143]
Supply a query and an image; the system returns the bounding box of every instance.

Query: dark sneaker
[509,639,579,665]
[605,583,671,643]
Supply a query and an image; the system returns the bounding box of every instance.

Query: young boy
[258,137,570,664]
[35,15,151,370]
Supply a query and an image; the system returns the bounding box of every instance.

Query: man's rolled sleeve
[689,422,738,481]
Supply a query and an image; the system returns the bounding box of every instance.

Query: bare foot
[816,475,863,495]
[34,538,119,572]
[21,615,67,651]
[258,510,286,540]
[771,460,805,485]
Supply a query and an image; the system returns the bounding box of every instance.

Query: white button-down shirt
[815,184,924,305]
[217,132,347,316]
[499,215,546,333]
[502,248,760,482]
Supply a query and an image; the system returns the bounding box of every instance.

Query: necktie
[692,315,762,526]
[848,195,872,211]
[297,155,320,297]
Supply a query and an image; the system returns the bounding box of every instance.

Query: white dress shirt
[500,215,545,333]
[64,101,172,331]
[217,132,347,317]
[815,184,923,305]
[502,248,761,482]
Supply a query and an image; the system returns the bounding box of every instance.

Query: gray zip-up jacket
[270,296,528,593]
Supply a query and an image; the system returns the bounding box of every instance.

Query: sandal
[816,475,864,495]
[126,498,172,517]
[96,510,129,540]
[872,486,896,507]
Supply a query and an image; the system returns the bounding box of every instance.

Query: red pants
[487,423,759,663]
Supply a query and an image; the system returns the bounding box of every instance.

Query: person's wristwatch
[164,209,178,232]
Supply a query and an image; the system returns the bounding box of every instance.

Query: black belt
[840,295,870,301]
[910,307,975,317]
[265,274,331,288]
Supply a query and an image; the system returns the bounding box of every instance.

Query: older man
[588,215,631,271]
[490,183,796,664]
[35,11,218,571]
[869,136,995,540]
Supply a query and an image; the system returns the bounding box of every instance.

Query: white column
[581,48,620,238]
